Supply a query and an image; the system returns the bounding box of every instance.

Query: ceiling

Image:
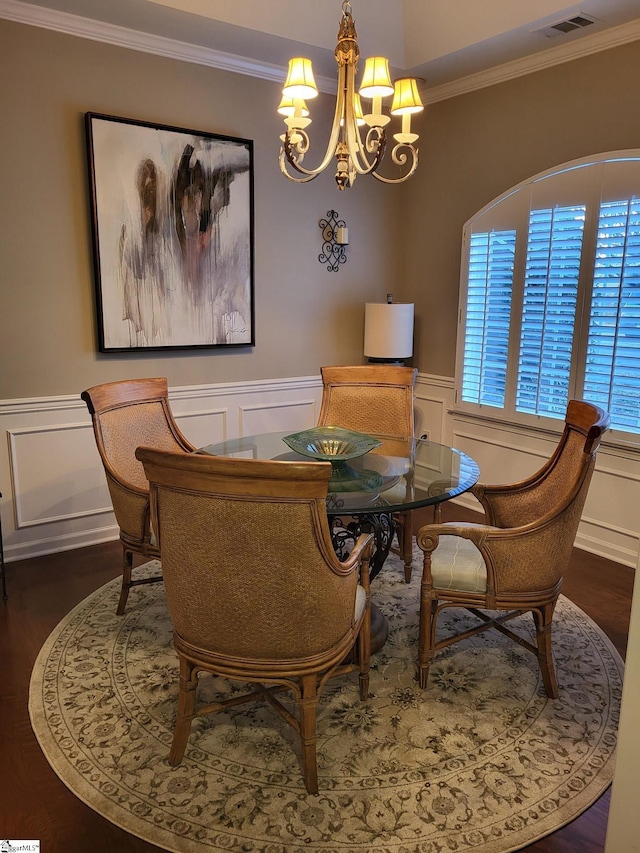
[6,0,640,94]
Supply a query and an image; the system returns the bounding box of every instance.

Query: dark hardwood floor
[0,504,634,852]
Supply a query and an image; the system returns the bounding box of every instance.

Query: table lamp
[364,295,414,364]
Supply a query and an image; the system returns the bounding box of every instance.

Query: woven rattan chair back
[81,377,195,614]
[137,447,373,793]
[318,364,418,581]
[318,364,417,439]
[416,399,610,698]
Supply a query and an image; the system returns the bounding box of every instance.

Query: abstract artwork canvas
[85,113,254,351]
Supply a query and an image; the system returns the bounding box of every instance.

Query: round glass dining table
[199,431,480,579]
[200,431,479,654]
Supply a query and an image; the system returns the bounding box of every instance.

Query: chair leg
[357,606,371,700]
[395,511,414,583]
[532,602,559,699]
[116,547,134,615]
[298,674,319,794]
[417,598,438,689]
[169,657,198,766]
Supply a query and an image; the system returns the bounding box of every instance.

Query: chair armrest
[345,531,374,561]
[417,521,496,554]
[106,474,151,542]
[417,519,568,596]
[338,532,374,591]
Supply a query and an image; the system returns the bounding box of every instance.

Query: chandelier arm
[280,65,347,180]
[278,148,318,182]
[347,126,386,176]
[369,143,419,184]
[342,62,385,176]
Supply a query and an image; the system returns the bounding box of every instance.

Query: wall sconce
[364,293,414,364]
[319,210,348,272]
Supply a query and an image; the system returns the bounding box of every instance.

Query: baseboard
[5,523,119,563]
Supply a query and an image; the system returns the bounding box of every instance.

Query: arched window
[456,151,640,441]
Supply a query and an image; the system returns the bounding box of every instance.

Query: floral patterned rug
[29,553,623,853]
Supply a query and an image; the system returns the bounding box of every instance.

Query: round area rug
[29,552,623,853]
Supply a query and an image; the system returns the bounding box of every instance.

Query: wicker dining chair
[416,399,610,698]
[81,377,195,615]
[318,364,418,582]
[136,447,373,794]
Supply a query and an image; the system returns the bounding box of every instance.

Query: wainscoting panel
[239,399,317,436]
[8,422,112,528]
[0,377,323,562]
[454,412,638,567]
[1,374,638,566]
[173,407,228,450]
[412,375,640,567]
[413,385,448,443]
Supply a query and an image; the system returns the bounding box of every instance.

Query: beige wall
[403,39,640,377]
[0,19,404,400]
[6,20,639,397]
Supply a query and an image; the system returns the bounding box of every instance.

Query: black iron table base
[330,511,396,654]
[329,511,396,582]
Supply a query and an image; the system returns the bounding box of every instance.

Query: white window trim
[454,149,640,447]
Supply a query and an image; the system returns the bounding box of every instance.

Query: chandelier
[277,1,424,190]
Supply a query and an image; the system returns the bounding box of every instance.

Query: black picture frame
[85,112,255,352]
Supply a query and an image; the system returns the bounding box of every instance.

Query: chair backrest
[81,377,194,492]
[318,365,418,439]
[136,448,362,661]
[486,400,610,532]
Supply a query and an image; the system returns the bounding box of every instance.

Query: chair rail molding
[447,412,639,568]
[0,372,637,567]
[0,375,322,562]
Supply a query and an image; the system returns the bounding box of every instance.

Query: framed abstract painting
[85,113,254,352]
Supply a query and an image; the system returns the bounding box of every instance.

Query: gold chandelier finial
[278,1,424,189]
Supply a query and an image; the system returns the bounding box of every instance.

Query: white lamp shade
[364,302,414,360]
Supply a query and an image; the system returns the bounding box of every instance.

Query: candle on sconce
[335,227,349,245]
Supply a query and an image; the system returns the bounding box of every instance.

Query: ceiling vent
[536,13,598,38]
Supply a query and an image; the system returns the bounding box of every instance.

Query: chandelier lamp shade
[277,1,424,190]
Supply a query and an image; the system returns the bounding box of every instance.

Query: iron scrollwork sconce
[319,210,348,272]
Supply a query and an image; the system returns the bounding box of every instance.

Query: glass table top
[199,431,480,516]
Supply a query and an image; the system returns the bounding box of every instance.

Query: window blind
[516,205,585,418]
[461,230,516,407]
[457,154,640,438]
[584,198,640,431]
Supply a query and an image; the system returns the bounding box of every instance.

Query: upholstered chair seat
[427,523,488,593]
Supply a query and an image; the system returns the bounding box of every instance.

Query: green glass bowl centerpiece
[282,427,384,493]
[282,426,382,460]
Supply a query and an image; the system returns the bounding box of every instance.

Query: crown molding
[1,0,639,103]
[0,0,337,92]
[422,18,640,104]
